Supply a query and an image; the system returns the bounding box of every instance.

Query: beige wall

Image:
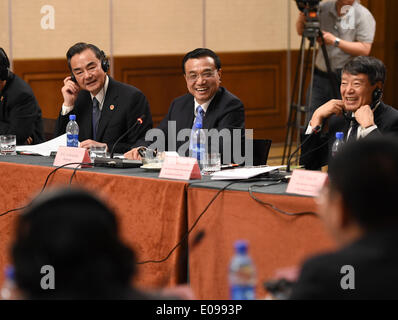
[0,0,10,54]
[3,0,301,60]
[207,0,301,52]
[114,0,204,56]
[11,0,110,59]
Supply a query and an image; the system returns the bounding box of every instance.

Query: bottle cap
[234,240,248,254]
[69,114,76,121]
[336,132,344,140]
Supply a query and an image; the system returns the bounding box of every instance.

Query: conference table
[0,155,335,299]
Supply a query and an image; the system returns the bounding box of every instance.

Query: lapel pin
[110,105,115,111]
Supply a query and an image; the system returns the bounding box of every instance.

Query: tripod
[282,19,338,166]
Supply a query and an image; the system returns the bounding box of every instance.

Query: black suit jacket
[139,87,245,163]
[55,77,153,153]
[0,73,44,144]
[290,229,398,299]
[301,102,398,170]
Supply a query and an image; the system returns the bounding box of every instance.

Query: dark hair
[342,56,386,85]
[0,47,11,81]
[66,42,104,71]
[182,48,221,74]
[12,187,136,299]
[328,137,398,230]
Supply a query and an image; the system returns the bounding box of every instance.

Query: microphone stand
[110,115,145,158]
[93,115,146,168]
[286,125,321,172]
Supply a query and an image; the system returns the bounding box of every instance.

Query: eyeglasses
[186,70,217,82]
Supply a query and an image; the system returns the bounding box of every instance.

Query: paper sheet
[211,165,285,180]
[16,134,68,156]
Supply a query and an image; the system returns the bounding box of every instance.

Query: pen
[221,163,240,170]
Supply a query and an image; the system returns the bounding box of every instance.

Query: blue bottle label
[67,134,78,147]
[230,285,255,300]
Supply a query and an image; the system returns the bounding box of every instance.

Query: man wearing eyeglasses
[55,42,153,153]
[124,48,245,162]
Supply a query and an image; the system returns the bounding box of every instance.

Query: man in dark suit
[54,43,152,154]
[124,48,245,163]
[300,56,398,170]
[0,48,44,145]
[290,137,398,299]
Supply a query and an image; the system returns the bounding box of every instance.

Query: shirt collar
[331,0,359,18]
[194,95,215,116]
[90,75,109,111]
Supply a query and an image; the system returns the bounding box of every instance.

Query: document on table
[211,165,285,180]
[16,134,68,156]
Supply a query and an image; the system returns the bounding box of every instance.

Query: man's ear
[337,195,354,230]
[327,192,348,230]
[217,68,222,82]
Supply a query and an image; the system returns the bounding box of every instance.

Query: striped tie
[189,105,205,154]
[92,97,100,140]
[347,120,359,142]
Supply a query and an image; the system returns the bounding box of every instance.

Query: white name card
[53,146,92,168]
[286,169,328,197]
[159,156,201,180]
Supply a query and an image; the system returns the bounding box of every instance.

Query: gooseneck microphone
[286,125,321,173]
[110,114,146,158]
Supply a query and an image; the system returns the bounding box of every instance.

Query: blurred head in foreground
[11,187,139,299]
[318,136,398,245]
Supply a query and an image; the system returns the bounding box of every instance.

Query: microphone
[286,125,321,173]
[110,114,146,158]
[93,115,145,168]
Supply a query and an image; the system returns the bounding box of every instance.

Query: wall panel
[0,0,10,54]
[113,0,204,56]
[11,0,110,59]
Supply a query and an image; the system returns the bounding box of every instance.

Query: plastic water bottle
[0,266,16,300]
[66,114,79,147]
[229,240,256,300]
[331,132,344,157]
[191,123,206,167]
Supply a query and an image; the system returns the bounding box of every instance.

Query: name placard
[159,156,201,180]
[286,169,328,197]
[53,146,92,168]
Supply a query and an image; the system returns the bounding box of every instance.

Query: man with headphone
[0,48,44,145]
[54,42,153,153]
[300,56,398,170]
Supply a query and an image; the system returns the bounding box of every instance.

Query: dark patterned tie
[92,97,100,140]
[347,120,359,142]
[189,105,205,153]
[193,105,205,129]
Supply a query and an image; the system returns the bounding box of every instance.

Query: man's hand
[310,99,345,128]
[320,31,337,46]
[61,76,80,107]
[124,147,142,160]
[25,137,33,145]
[355,105,375,129]
[80,139,108,151]
[296,12,305,36]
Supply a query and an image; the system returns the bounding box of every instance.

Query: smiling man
[301,56,398,170]
[55,42,152,153]
[124,48,245,162]
[296,0,376,119]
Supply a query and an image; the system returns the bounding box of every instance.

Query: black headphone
[99,50,110,73]
[0,47,11,81]
[372,87,383,107]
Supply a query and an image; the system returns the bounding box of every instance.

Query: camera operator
[296,0,375,118]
